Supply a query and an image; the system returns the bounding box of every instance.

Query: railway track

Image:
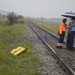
[27,20,75,75]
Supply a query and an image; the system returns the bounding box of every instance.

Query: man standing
[57,18,67,49]
[68,18,75,50]
[66,18,74,49]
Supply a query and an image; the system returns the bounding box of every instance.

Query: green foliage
[17,15,24,24]
[0,17,8,25]
[0,23,30,49]
[18,15,24,19]
[7,12,25,25]
[7,12,18,25]
[31,19,59,34]
[0,23,41,75]
[0,12,24,25]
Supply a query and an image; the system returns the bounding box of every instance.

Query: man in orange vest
[57,18,67,49]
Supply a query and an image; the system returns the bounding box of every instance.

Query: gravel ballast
[26,23,67,75]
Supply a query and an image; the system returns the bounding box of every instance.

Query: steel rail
[29,21,75,47]
[27,22,75,75]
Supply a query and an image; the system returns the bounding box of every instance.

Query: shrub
[7,12,18,25]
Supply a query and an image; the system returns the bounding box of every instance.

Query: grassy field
[0,18,42,75]
[31,19,59,34]
[0,17,8,25]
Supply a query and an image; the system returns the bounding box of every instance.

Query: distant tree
[17,15,24,23]
[17,15,24,19]
[7,12,18,25]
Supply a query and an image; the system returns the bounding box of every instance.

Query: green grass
[0,17,8,25]
[0,22,41,75]
[31,19,59,34]
[0,23,29,50]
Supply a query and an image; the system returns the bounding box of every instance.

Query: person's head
[71,18,75,23]
[63,18,67,23]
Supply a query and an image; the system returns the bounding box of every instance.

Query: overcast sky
[0,0,75,18]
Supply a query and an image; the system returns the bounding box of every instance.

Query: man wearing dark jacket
[68,18,75,50]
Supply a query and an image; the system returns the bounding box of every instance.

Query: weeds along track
[27,20,75,75]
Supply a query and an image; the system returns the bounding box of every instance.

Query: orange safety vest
[58,22,66,34]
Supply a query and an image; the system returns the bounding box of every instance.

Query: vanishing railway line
[26,20,75,75]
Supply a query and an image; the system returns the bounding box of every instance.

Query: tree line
[0,12,24,25]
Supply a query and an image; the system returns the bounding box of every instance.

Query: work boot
[68,48,73,51]
[56,46,63,49]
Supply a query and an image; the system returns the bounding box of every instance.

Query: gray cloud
[0,0,75,18]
